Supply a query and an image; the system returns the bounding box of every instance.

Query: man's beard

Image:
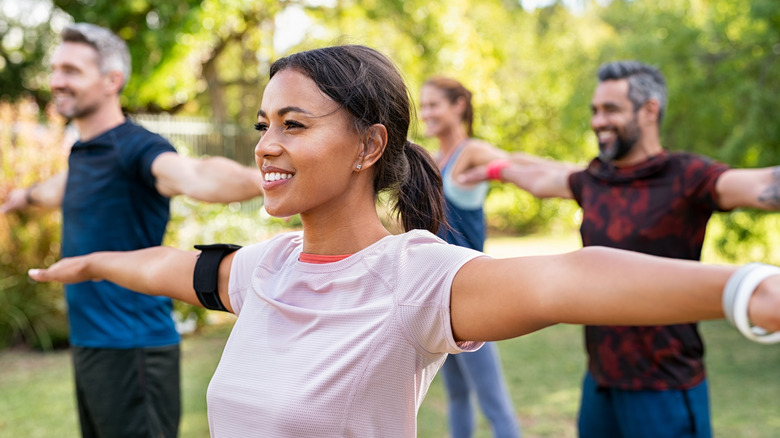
[53,90,102,120]
[598,118,640,162]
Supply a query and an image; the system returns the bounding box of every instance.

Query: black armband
[193,243,242,312]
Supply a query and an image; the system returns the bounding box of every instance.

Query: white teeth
[264,172,292,182]
[598,131,615,141]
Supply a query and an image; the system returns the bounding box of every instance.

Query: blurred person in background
[2,23,263,438]
[420,76,521,438]
[461,60,780,438]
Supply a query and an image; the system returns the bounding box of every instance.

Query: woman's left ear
[357,124,388,170]
[455,96,469,116]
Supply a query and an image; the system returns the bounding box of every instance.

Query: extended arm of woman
[28,247,236,313]
[450,246,780,342]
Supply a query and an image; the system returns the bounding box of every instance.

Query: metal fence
[131,113,257,166]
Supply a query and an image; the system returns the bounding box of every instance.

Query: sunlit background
[1,2,780,435]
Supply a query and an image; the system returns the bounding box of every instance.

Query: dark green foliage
[2,0,780,349]
[0,101,69,350]
[593,0,780,264]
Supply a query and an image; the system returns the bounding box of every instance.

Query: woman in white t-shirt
[30,45,780,437]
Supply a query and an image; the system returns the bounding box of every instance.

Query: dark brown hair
[269,45,446,234]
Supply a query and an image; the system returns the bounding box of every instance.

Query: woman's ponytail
[392,141,446,234]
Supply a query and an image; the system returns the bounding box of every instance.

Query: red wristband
[486,160,511,181]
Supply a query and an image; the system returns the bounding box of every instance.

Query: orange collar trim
[298,253,352,264]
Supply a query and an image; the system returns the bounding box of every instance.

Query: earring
[356,163,362,170]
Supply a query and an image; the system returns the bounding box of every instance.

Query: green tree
[3,1,780,349]
[595,0,780,264]
[1,0,299,125]
[0,2,62,106]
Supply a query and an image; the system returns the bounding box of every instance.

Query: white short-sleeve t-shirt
[206,229,485,437]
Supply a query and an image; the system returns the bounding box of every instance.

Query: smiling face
[49,42,115,120]
[420,85,464,138]
[590,79,643,163]
[254,69,364,218]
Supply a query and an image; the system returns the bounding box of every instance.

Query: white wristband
[722,263,780,344]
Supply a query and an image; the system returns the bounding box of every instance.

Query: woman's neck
[436,129,469,167]
[299,195,391,256]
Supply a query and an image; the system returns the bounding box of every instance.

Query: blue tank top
[62,121,179,348]
[436,143,489,251]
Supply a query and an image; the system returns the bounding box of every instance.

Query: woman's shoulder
[386,230,486,306]
[245,230,302,248]
[235,231,303,267]
[462,138,497,154]
[390,230,484,265]
[457,138,504,166]
[464,138,493,149]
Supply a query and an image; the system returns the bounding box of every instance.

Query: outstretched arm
[716,166,780,211]
[458,155,580,199]
[450,247,780,342]
[152,152,263,203]
[28,246,236,313]
[1,171,68,213]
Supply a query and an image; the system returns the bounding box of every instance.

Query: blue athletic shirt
[436,143,489,251]
[62,120,179,348]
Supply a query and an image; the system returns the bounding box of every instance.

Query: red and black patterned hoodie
[569,151,729,390]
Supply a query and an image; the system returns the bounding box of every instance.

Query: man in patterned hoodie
[461,60,780,438]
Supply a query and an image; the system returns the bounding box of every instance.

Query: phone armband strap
[193,243,242,312]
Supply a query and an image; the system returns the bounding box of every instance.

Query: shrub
[0,98,69,350]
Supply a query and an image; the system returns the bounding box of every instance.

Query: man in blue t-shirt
[460,61,780,438]
[1,23,263,438]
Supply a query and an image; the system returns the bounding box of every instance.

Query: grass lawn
[1,232,778,437]
[0,323,230,438]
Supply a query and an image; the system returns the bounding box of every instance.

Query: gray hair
[61,23,132,91]
[597,60,667,127]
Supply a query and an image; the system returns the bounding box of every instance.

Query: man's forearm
[190,157,263,203]
[1,171,66,212]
